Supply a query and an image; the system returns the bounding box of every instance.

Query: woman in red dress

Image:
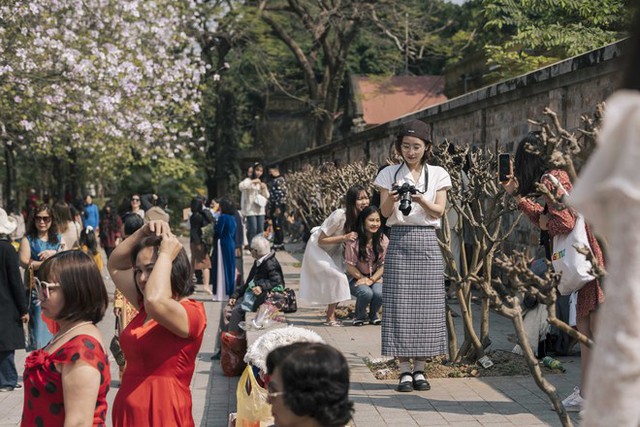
[108,220,206,427]
[21,250,110,426]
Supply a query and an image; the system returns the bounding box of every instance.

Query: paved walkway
[0,242,581,426]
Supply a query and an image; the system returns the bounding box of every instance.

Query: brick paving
[0,240,582,426]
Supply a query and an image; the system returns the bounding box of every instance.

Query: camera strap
[393,162,429,194]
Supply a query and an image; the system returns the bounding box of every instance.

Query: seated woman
[266,343,354,427]
[22,250,110,426]
[344,206,388,326]
[108,221,207,427]
[227,236,284,332]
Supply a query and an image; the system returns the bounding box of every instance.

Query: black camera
[392,183,418,216]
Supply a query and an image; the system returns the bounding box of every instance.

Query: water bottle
[542,356,566,372]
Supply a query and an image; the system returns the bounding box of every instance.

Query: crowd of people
[1,31,640,423]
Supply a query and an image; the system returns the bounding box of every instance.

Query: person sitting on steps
[226,236,285,333]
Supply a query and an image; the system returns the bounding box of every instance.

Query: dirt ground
[334,305,565,380]
[365,350,564,380]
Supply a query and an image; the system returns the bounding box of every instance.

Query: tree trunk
[455,284,484,362]
[314,112,335,148]
[3,139,15,206]
[481,296,490,347]
[446,304,458,361]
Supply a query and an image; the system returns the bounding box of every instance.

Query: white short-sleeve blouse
[374,163,452,228]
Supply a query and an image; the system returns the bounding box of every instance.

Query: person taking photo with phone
[501,132,605,413]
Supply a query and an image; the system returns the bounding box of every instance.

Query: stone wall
[277,41,624,252]
[280,41,622,166]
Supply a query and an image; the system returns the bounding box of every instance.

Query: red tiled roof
[354,75,447,125]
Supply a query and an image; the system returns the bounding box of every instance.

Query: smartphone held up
[498,153,511,182]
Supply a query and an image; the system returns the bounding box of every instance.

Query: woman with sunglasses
[22,250,110,427]
[127,194,144,219]
[108,220,206,427]
[19,204,64,349]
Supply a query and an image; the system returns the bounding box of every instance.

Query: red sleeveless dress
[112,299,207,427]
[21,335,110,426]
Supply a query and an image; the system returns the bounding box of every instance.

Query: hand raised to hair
[145,220,172,237]
[159,233,182,260]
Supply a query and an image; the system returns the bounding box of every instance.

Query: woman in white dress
[299,185,370,326]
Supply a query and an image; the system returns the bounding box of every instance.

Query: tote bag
[544,174,595,295]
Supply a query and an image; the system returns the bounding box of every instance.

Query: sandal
[322,320,343,327]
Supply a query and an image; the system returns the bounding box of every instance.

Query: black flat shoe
[397,372,413,392]
[412,371,431,391]
[210,351,221,360]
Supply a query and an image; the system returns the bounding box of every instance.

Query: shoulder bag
[110,317,126,368]
[543,174,596,295]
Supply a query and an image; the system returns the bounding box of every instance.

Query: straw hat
[0,208,17,235]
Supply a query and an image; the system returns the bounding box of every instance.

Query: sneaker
[352,319,365,327]
[397,372,413,393]
[0,386,14,392]
[369,318,382,325]
[561,386,584,412]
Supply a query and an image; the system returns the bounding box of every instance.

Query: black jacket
[0,238,28,351]
[232,252,284,309]
[189,210,214,244]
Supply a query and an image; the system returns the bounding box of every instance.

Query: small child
[344,206,388,326]
[80,226,103,271]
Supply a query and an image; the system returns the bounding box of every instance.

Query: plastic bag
[221,331,247,377]
[236,365,271,427]
[240,302,283,331]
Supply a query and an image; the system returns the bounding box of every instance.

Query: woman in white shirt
[53,202,79,250]
[239,162,270,245]
[375,120,452,393]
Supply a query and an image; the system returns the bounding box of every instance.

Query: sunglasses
[35,215,52,223]
[131,198,140,202]
[34,277,60,301]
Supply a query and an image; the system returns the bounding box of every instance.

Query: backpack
[201,222,215,247]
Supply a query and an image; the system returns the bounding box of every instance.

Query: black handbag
[266,288,297,313]
[282,288,297,313]
[110,318,126,368]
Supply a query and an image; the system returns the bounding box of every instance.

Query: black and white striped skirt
[381,226,447,357]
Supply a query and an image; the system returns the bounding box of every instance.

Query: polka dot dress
[21,335,110,427]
